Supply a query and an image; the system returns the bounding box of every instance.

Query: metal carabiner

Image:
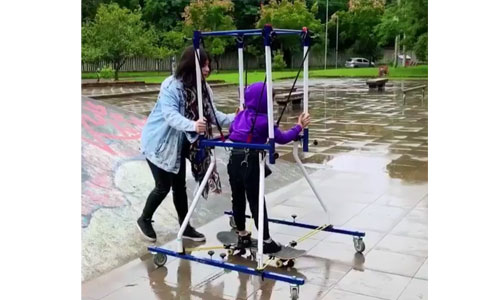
[240,148,250,167]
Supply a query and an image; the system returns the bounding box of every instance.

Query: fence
[81,48,417,73]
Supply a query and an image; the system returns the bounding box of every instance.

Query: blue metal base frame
[148,246,305,285]
[224,211,365,238]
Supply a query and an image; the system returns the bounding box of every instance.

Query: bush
[414,33,428,62]
[272,51,287,70]
[98,65,115,79]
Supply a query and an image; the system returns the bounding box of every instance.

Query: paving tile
[323,288,387,300]
[248,281,331,300]
[391,209,428,239]
[414,259,427,280]
[343,205,408,233]
[364,249,426,277]
[397,278,427,300]
[336,269,411,300]
[192,270,270,300]
[374,235,428,257]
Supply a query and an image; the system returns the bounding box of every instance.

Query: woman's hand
[194,118,207,134]
[297,112,311,128]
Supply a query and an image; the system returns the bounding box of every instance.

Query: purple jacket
[229,82,302,144]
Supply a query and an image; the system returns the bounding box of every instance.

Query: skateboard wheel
[286,259,295,268]
[227,249,234,256]
[276,259,284,268]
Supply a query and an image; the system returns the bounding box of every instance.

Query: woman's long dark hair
[175,45,210,88]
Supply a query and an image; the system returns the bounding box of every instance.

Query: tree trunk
[393,35,399,68]
[114,61,119,81]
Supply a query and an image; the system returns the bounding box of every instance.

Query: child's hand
[235,106,241,115]
[297,112,311,128]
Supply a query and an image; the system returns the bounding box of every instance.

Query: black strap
[275,45,311,126]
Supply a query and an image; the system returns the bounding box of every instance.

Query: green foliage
[414,32,427,61]
[82,0,142,22]
[154,30,186,59]
[142,0,190,30]
[272,50,287,70]
[328,0,384,61]
[375,0,428,53]
[82,3,157,80]
[232,0,261,29]
[99,65,115,79]
[182,0,236,72]
[257,0,323,53]
[305,0,348,24]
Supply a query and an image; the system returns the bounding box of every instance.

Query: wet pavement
[82,78,427,299]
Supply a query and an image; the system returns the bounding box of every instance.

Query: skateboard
[216,231,305,268]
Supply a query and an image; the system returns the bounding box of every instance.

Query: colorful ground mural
[81,97,146,227]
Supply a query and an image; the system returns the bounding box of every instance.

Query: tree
[182,0,236,72]
[328,0,384,63]
[232,0,262,30]
[375,0,428,62]
[82,0,143,22]
[154,30,188,74]
[82,3,156,80]
[142,0,190,30]
[305,0,348,25]
[257,0,323,67]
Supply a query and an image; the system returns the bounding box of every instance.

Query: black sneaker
[237,233,252,249]
[137,217,156,242]
[182,225,206,242]
[263,240,282,254]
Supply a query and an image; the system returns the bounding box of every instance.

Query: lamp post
[324,0,328,70]
[334,14,339,69]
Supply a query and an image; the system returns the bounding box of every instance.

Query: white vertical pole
[303,45,309,114]
[264,45,274,139]
[195,49,203,121]
[257,152,265,269]
[238,47,245,109]
[176,151,216,253]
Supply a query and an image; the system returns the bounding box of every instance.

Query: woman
[137,46,234,242]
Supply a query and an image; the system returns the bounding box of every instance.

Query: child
[227,82,310,253]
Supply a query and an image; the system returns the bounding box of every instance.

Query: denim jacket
[141,76,234,174]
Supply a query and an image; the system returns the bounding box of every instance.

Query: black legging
[141,141,190,226]
[228,151,270,240]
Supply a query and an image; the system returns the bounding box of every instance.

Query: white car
[345,57,375,68]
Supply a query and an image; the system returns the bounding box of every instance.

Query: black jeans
[228,150,270,240]
[141,140,190,227]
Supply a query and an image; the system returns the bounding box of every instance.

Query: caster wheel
[229,216,237,229]
[285,259,295,268]
[353,237,366,253]
[153,253,167,267]
[290,286,299,300]
[276,259,285,268]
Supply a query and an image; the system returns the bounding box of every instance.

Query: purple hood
[229,82,302,144]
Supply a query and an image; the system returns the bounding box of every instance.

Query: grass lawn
[82,65,427,84]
